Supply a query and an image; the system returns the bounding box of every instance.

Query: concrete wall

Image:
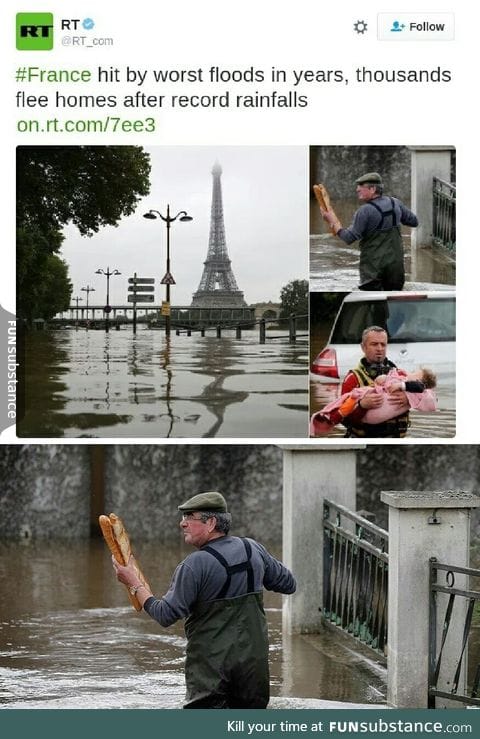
[104,444,283,542]
[310,146,411,201]
[356,445,480,537]
[0,446,91,539]
[2,444,479,543]
[0,445,283,542]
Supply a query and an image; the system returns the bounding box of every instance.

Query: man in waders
[321,172,418,290]
[331,326,414,438]
[112,492,296,709]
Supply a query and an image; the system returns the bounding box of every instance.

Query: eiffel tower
[191,162,247,308]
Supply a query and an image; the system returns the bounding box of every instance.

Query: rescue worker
[321,172,418,290]
[332,326,417,438]
[112,491,296,709]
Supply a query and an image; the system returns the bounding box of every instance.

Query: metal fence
[428,558,480,707]
[322,499,389,657]
[432,176,456,251]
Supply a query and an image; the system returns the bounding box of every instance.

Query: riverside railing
[174,313,308,345]
[322,499,389,657]
[52,312,308,344]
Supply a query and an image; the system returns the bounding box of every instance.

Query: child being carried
[310,367,437,437]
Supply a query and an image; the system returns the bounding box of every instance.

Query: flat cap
[355,172,383,185]
[178,491,228,513]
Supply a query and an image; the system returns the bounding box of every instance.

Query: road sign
[128,295,155,303]
[128,285,155,292]
[128,277,155,284]
[160,272,176,285]
[161,301,171,316]
[104,305,112,314]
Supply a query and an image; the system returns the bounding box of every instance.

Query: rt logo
[16,13,54,50]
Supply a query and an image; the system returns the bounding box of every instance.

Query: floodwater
[310,199,456,292]
[309,380,455,438]
[0,540,387,709]
[17,329,308,439]
[310,235,456,292]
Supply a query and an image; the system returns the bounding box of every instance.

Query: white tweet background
[3,0,478,442]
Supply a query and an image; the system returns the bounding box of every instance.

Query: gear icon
[354,20,368,34]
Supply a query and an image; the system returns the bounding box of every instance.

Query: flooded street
[0,541,387,709]
[17,329,308,438]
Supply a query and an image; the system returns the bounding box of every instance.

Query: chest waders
[183,538,270,709]
[359,198,405,291]
[344,361,410,438]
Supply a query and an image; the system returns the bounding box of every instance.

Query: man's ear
[207,516,217,533]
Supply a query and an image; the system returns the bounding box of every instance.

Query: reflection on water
[17,330,308,438]
[0,540,387,709]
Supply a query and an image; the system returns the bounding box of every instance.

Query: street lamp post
[95,267,121,332]
[143,205,192,337]
[72,296,83,325]
[81,285,95,326]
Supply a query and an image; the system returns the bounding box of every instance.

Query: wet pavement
[0,540,387,709]
[17,329,308,438]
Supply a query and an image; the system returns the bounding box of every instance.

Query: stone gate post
[409,146,455,248]
[280,444,365,634]
[382,490,480,708]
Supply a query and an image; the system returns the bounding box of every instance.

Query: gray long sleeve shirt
[144,536,296,627]
[337,195,419,245]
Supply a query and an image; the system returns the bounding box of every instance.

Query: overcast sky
[60,146,308,307]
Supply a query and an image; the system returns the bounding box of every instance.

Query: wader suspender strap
[368,198,399,229]
[202,538,255,599]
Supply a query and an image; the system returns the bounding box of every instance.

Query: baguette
[99,513,150,612]
[313,183,331,212]
[313,183,342,236]
[99,514,124,564]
